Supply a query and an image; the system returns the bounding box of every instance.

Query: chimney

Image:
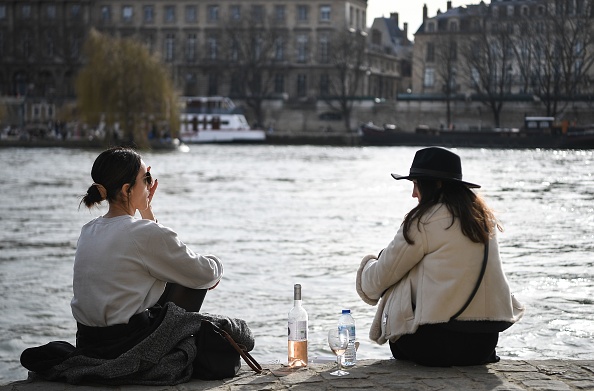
[390,12,399,26]
[447,1,452,10]
[423,4,428,21]
[403,22,408,39]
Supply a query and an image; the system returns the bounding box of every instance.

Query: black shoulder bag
[192,320,262,380]
[444,241,513,333]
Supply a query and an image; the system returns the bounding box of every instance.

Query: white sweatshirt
[71,215,223,326]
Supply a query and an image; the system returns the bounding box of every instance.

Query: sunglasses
[143,171,153,187]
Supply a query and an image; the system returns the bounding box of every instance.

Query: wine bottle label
[288,320,308,341]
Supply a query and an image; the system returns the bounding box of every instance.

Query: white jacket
[356,204,524,344]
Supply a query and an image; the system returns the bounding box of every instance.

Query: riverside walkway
[2,359,593,391]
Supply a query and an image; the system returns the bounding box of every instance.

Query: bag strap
[449,240,489,321]
[217,326,263,374]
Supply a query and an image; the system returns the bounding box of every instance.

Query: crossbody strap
[449,240,489,321]
[218,327,263,374]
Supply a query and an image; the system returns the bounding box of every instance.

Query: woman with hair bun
[21,146,229,385]
[74,146,223,329]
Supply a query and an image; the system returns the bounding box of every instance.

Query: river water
[0,145,592,384]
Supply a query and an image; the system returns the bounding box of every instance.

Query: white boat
[178,96,266,143]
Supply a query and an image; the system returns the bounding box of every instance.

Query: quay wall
[251,98,594,134]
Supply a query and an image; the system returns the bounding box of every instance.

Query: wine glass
[327,328,349,376]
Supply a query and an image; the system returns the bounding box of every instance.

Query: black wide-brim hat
[391,147,480,188]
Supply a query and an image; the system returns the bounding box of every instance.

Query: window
[320,5,331,21]
[22,32,32,57]
[70,34,80,58]
[230,73,241,95]
[274,74,285,94]
[252,5,264,22]
[230,5,241,20]
[274,37,284,61]
[297,74,307,97]
[22,4,32,19]
[145,34,155,53]
[101,6,111,22]
[45,31,54,57]
[296,34,308,63]
[185,6,197,23]
[427,22,435,32]
[577,0,585,14]
[0,5,6,20]
[165,6,176,23]
[507,5,514,16]
[46,5,56,19]
[349,6,354,26]
[230,39,239,61]
[297,5,308,22]
[319,35,329,63]
[471,68,480,87]
[450,42,457,60]
[186,33,197,61]
[448,67,457,90]
[71,4,81,19]
[449,21,458,31]
[165,33,175,62]
[208,35,218,60]
[274,5,285,21]
[423,68,435,87]
[253,36,262,59]
[208,74,218,96]
[320,73,329,96]
[143,6,154,23]
[371,30,381,45]
[208,5,219,21]
[426,43,435,62]
[122,6,133,22]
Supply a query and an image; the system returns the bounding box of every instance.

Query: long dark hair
[81,147,142,209]
[402,179,502,244]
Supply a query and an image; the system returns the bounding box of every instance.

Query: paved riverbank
[2,359,593,391]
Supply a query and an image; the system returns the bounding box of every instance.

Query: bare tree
[434,35,460,127]
[526,1,594,118]
[219,11,280,128]
[463,21,515,128]
[320,28,368,132]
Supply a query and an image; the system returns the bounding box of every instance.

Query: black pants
[389,323,499,367]
[157,283,207,313]
[76,283,207,352]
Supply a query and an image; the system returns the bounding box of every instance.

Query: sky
[366,0,484,39]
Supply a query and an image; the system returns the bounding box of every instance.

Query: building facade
[367,12,412,97]
[412,0,594,123]
[1,0,410,129]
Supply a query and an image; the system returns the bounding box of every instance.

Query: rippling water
[0,145,593,384]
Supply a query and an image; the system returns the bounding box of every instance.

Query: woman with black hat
[356,147,524,366]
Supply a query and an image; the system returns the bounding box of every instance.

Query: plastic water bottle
[338,309,356,367]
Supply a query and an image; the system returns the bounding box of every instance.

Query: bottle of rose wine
[287,283,308,367]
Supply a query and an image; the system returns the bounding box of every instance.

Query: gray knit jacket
[40,303,254,385]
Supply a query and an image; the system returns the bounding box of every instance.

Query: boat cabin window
[525,117,554,129]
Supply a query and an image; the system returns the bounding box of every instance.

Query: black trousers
[76,283,207,353]
[389,323,500,367]
[157,283,207,313]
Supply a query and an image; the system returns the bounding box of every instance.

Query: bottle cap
[294,284,302,300]
[342,309,351,314]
